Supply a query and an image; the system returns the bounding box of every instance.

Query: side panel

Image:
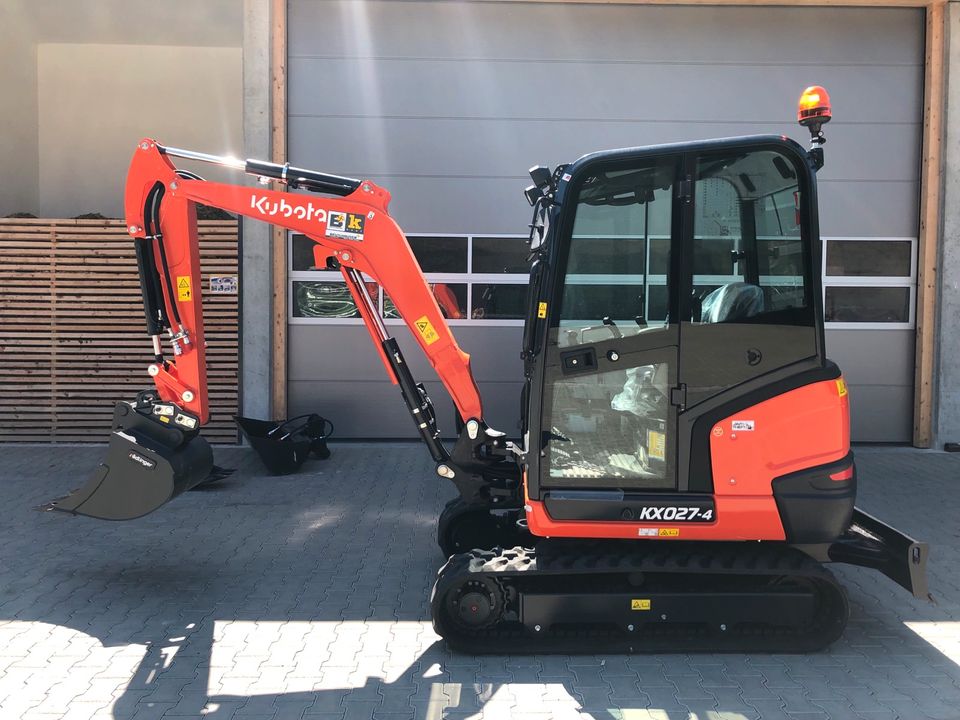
[709,378,850,495]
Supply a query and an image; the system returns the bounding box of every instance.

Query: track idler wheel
[446,577,505,631]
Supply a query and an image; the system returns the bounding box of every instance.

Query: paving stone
[2,446,960,719]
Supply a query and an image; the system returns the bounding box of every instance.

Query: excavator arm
[126,139,483,431]
[47,140,522,520]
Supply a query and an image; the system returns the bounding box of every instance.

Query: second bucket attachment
[235,414,333,475]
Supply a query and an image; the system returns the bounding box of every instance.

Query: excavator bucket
[235,414,332,475]
[44,401,213,520]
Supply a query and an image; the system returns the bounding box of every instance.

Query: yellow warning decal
[537,302,548,319]
[631,599,651,611]
[414,315,440,345]
[177,276,192,301]
[658,528,680,537]
[836,378,848,397]
[647,430,666,462]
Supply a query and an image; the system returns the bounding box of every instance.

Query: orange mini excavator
[49,87,928,652]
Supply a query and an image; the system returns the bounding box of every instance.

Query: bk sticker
[414,315,440,345]
[631,599,651,611]
[326,211,366,241]
[176,276,192,301]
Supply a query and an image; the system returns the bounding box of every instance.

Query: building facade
[3,0,958,448]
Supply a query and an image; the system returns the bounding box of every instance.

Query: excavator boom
[48,139,513,520]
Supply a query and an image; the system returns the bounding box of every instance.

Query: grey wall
[0,0,243,217]
[287,1,923,440]
[0,5,39,216]
[36,43,241,218]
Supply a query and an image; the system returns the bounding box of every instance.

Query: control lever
[602,316,623,339]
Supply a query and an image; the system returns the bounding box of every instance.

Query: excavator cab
[526,137,822,500]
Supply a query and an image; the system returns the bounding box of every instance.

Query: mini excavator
[49,87,929,652]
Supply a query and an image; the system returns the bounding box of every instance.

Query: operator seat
[701,282,764,323]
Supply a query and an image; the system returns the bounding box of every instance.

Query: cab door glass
[683,149,816,406]
[543,156,678,489]
[555,157,676,349]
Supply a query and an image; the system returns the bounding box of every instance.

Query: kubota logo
[251,195,327,223]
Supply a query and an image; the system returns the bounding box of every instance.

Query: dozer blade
[44,402,213,520]
[829,507,930,600]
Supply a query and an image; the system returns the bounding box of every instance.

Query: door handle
[560,347,597,375]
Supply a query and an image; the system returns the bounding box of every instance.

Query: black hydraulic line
[382,337,450,463]
[144,184,184,328]
[134,239,165,338]
[138,189,171,336]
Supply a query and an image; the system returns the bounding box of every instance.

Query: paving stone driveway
[0,444,958,720]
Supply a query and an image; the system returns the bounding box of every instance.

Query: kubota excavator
[48,87,928,652]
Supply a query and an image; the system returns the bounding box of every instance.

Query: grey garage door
[286,1,922,442]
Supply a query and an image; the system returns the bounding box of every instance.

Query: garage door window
[289,233,529,324]
[822,237,916,328]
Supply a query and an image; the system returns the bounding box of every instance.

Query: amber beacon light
[797,85,831,157]
[797,85,832,126]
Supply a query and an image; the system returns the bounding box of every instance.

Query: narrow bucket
[235,414,332,475]
[45,402,213,520]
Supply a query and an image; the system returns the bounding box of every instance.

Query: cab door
[678,144,819,410]
[538,153,682,491]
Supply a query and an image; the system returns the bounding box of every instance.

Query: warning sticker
[210,276,238,294]
[658,528,680,537]
[731,420,755,432]
[177,276,192,301]
[631,599,651,611]
[537,302,548,319]
[326,211,366,241]
[836,378,848,397]
[647,429,665,462]
[414,315,440,345]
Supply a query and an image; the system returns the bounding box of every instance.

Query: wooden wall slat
[0,218,241,444]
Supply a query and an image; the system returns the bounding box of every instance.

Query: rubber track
[431,541,849,654]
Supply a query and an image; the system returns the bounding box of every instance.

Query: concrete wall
[36,44,241,218]
[937,2,960,448]
[240,0,274,421]
[0,0,243,217]
[0,5,39,216]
